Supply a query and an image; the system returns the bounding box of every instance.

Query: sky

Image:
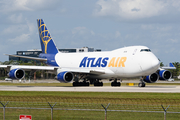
[0,0,180,65]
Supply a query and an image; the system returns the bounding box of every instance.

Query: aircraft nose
[151,58,160,69]
[139,53,160,72]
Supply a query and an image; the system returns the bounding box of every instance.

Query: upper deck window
[140,49,151,52]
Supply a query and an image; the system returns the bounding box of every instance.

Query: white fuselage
[55,46,160,79]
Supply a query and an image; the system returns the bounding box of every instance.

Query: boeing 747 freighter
[0,19,174,87]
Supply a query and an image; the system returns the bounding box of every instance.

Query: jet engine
[57,71,74,83]
[143,73,159,83]
[158,69,172,80]
[8,68,25,79]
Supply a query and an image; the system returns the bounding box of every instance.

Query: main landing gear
[72,76,90,87]
[72,77,122,87]
[73,81,89,86]
[94,79,103,86]
[73,78,104,87]
[111,79,121,87]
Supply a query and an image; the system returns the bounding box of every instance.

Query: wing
[0,65,56,71]
[0,64,107,80]
[0,65,58,79]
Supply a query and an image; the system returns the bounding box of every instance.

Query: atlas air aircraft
[0,19,175,87]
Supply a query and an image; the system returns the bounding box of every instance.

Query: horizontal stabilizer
[5,54,47,62]
[162,63,176,70]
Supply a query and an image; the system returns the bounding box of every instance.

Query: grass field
[0,91,180,119]
[0,83,180,119]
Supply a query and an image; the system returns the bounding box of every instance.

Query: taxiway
[0,85,179,93]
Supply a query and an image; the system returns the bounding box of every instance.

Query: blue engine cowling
[57,71,74,83]
[8,68,25,79]
[158,69,172,80]
[143,73,159,83]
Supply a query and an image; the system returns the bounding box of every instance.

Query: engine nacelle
[57,71,74,83]
[8,68,25,79]
[143,73,159,83]
[158,69,172,80]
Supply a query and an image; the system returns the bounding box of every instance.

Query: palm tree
[160,62,164,67]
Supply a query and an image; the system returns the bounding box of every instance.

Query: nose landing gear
[138,79,146,87]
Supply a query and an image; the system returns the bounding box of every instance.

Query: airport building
[9,47,101,62]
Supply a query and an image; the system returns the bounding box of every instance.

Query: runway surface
[0,85,180,93]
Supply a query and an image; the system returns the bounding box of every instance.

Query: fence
[0,97,180,120]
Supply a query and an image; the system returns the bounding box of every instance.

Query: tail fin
[37,19,59,54]
[169,63,175,67]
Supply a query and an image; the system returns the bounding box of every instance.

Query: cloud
[7,14,23,23]
[115,31,121,38]
[3,20,35,34]
[72,27,95,36]
[0,0,61,13]
[2,24,27,34]
[2,20,36,44]
[141,24,155,30]
[94,0,180,20]
[9,33,30,43]
[141,24,172,32]
[167,39,179,43]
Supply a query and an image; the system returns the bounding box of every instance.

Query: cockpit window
[140,49,151,52]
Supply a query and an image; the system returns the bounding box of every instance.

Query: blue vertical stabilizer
[37,19,59,54]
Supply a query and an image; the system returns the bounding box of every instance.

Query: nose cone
[139,53,160,74]
[151,58,160,70]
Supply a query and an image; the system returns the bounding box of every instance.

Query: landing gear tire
[73,82,79,86]
[84,82,89,86]
[73,82,89,87]
[138,82,145,87]
[111,82,121,87]
[94,82,103,86]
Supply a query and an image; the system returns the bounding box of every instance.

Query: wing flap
[59,68,105,74]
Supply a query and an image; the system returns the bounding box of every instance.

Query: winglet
[37,19,59,54]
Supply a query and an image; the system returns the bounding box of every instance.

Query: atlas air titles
[79,57,127,67]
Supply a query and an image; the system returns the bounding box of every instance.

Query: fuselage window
[140,49,151,52]
[124,51,127,53]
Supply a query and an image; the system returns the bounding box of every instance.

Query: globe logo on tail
[38,19,52,54]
